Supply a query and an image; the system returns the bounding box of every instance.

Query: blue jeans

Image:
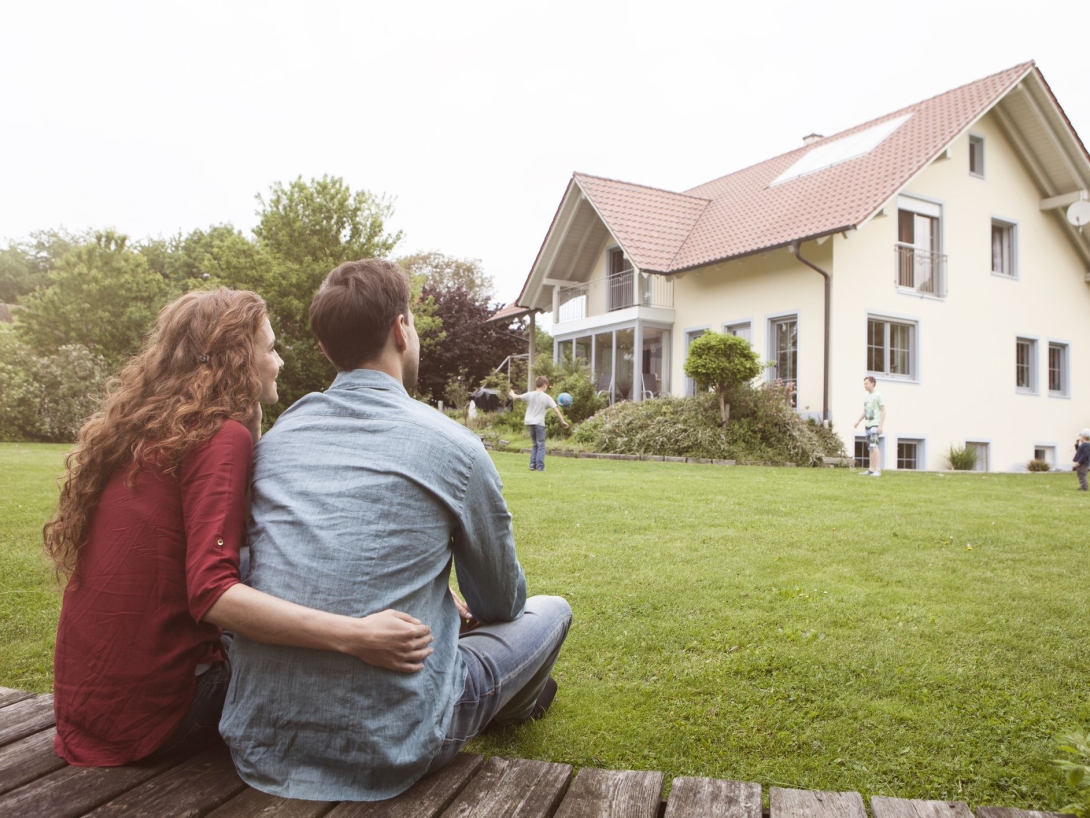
[424,595,572,774]
[529,424,547,470]
[149,635,233,759]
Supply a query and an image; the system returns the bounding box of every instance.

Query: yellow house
[513,61,1090,472]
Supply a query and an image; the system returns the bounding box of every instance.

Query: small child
[1074,429,1090,492]
[509,376,568,472]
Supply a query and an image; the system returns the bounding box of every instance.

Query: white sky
[3,1,1087,307]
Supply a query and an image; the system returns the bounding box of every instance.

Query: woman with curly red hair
[47,288,433,766]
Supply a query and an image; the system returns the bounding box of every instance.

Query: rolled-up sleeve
[180,421,252,623]
[452,446,526,623]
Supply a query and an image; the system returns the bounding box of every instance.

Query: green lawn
[2,442,1087,809]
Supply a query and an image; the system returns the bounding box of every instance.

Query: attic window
[770,114,913,186]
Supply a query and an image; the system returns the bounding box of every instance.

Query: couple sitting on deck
[47,259,572,801]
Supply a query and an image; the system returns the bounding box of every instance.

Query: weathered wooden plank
[327,753,486,818]
[0,687,35,709]
[82,743,247,816]
[552,767,665,818]
[206,786,335,818]
[872,796,973,818]
[0,753,178,818]
[664,777,761,818]
[978,808,1075,818]
[0,726,66,796]
[439,756,573,818]
[771,787,867,818]
[0,694,55,748]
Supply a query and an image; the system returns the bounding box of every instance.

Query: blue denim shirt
[219,369,526,801]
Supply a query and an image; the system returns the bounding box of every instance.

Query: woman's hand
[341,609,434,672]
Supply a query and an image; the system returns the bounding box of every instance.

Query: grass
[2,442,1088,809]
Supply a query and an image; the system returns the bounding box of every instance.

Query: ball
[557,392,573,407]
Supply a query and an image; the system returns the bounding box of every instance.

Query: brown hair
[43,288,268,580]
[308,259,411,370]
[863,376,876,386]
[536,376,550,388]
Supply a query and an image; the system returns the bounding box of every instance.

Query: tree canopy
[683,331,763,427]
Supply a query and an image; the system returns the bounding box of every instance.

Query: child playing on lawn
[1074,429,1090,491]
[509,376,568,471]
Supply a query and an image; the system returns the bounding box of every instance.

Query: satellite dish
[1067,199,1090,232]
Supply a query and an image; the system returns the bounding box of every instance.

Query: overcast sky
[3,1,1087,306]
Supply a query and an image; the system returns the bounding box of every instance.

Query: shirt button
[216,538,224,546]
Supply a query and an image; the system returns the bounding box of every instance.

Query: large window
[867,316,916,380]
[897,439,923,470]
[769,316,798,386]
[1015,337,1037,393]
[896,196,944,296]
[991,220,1017,277]
[969,135,985,177]
[1049,342,1069,397]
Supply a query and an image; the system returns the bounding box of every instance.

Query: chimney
[802,133,823,145]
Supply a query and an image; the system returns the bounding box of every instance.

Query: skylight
[770,114,913,186]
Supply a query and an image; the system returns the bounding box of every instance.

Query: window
[966,441,989,472]
[1015,337,1037,393]
[724,321,752,342]
[1034,446,1056,467]
[684,329,707,397]
[1049,342,1068,396]
[769,316,797,385]
[991,220,1017,276]
[854,438,869,469]
[895,197,945,296]
[608,248,634,311]
[897,439,922,470]
[969,135,985,176]
[867,316,916,380]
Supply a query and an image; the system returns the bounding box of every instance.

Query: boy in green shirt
[853,376,885,477]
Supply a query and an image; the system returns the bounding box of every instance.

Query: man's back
[220,369,526,801]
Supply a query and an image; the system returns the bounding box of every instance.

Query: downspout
[527,310,536,392]
[789,242,831,425]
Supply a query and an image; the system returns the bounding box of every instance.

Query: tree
[683,331,763,427]
[398,251,493,300]
[16,231,167,368]
[0,229,84,304]
[251,177,404,416]
[416,282,526,403]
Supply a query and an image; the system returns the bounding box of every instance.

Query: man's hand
[343,609,434,673]
[450,586,480,634]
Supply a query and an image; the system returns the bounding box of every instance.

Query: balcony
[556,270,674,323]
[894,243,947,298]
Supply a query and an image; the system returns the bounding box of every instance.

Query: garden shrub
[571,384,845,465]
[1028,458,1051,472]
[1054,730,1090,817]
[947,444,977,471]
[0,331,109,442]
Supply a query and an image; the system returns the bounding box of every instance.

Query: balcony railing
[894,243,947,297]
[556,271,674,323]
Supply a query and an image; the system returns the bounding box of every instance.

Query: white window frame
[896,438,924,470]
[866,314,918,382]
[969,134,985,178]
[1015,336,1038,394]
[767,313,799,387]
[966,440,990,472]
[991,218,1018,278]
[723,320,752,343]
[1048,341,1069,398]
[684,326,711,397]
[895,195,946,298]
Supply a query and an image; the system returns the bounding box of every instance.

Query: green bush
[1054,731,1090,817]
[1028,458,1051,472]
[0,331,109,442]
[572,385,846,465]
[947,445,977,471]
[545,372,604,437]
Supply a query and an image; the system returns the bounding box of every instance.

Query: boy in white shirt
[509,377,569,471]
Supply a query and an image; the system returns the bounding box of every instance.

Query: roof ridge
[683,60,1037,197]
[574,172,710,202]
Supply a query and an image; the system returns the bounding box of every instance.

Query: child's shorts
[866,428,880,449]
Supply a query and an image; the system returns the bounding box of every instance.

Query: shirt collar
[329,368,408,397]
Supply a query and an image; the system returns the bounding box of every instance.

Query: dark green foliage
[573,385,845,465]
[1055,731,1090,816]
[0,229,82,304]
[545,373,604,437]
[683,331,764,426]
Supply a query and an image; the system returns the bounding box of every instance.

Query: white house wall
[830,111,1090,471]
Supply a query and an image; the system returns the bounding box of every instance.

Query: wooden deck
[0,687,1068,818]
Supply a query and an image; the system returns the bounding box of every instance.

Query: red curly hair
[44,288,268,580]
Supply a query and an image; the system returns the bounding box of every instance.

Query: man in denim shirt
[220,259,572,801]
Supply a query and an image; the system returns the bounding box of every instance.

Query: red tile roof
[570,61,1036,274]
